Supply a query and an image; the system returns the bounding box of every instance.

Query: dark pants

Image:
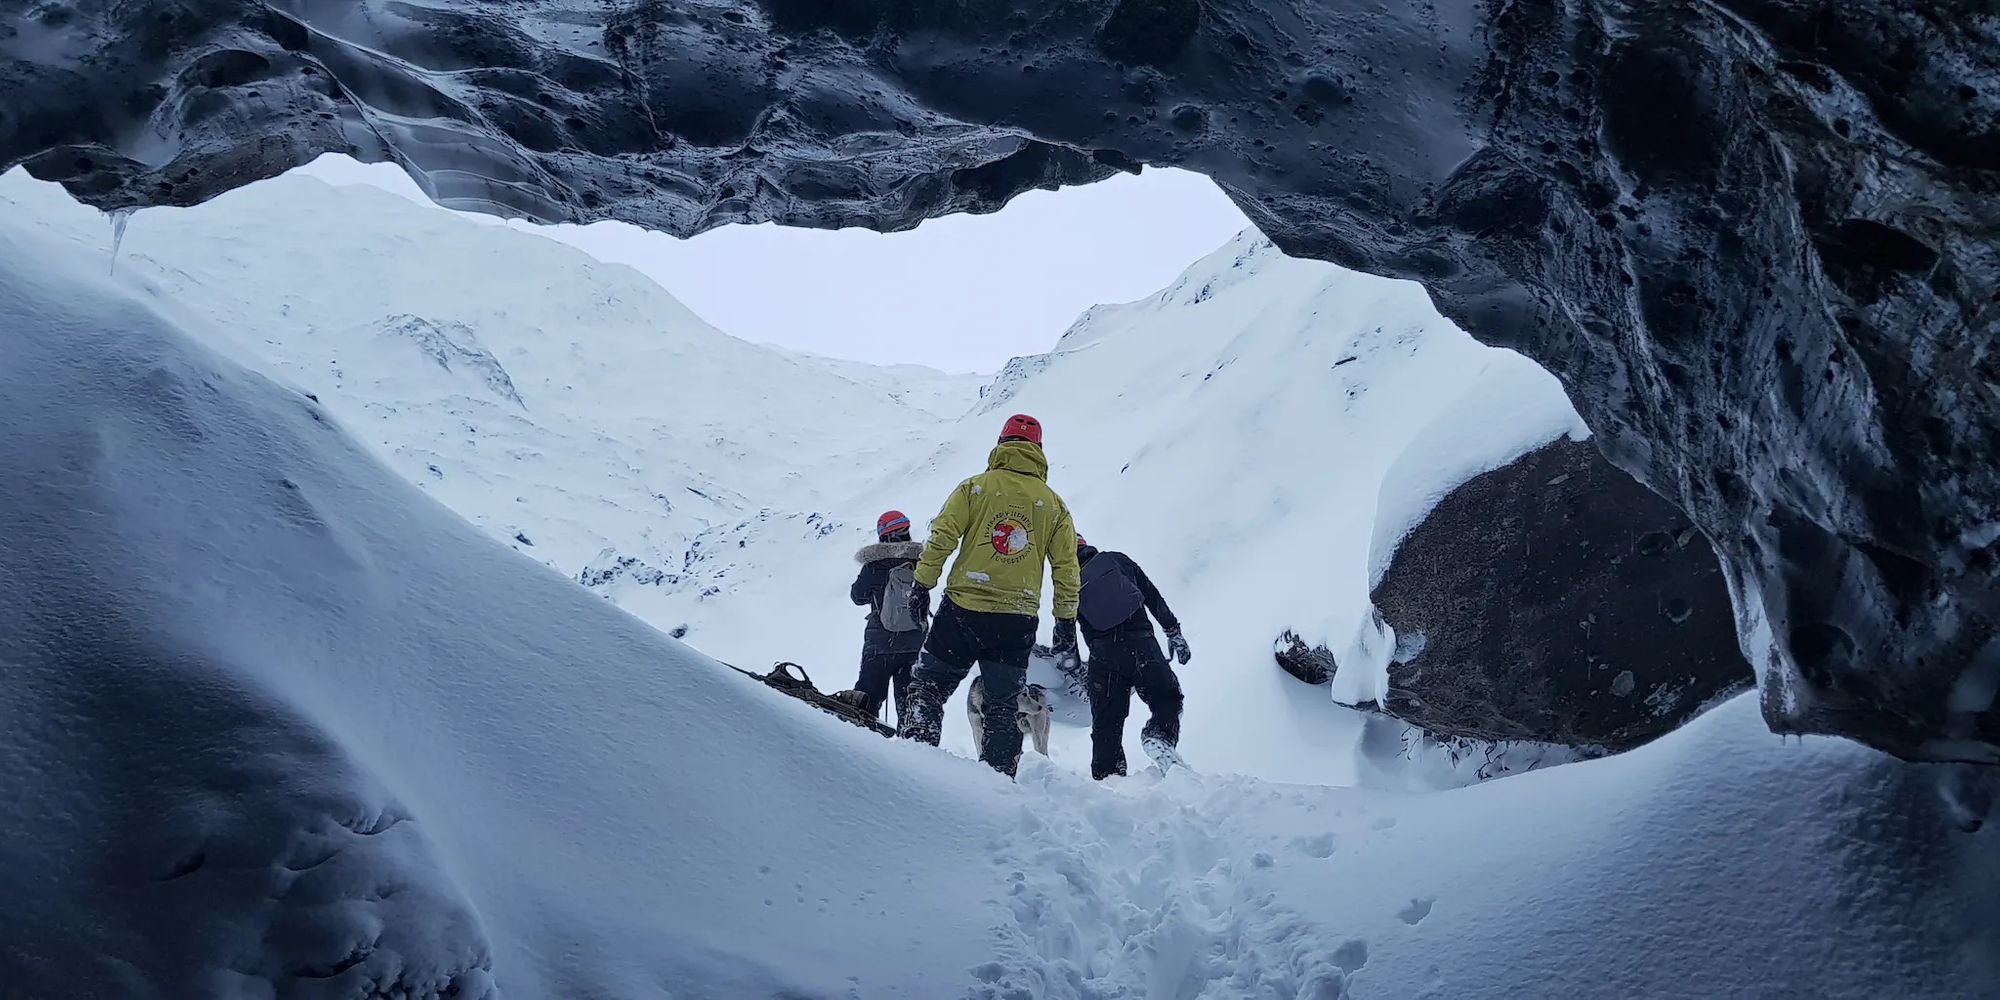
[1085,633,1184,780]
[853,643,918,727]
[901,598,1037,776]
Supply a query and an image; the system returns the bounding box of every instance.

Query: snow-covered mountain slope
[2,201,1990,998]
[0,170,981,594]
[3,165,1581,787]
[635,230,1587,786]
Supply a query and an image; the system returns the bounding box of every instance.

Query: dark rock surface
[3,0,1996,760]
[577,548,672,590]
[1352,437,1754,753]
[1274,630,1334,687]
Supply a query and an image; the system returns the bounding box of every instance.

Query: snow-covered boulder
[1293,437,1754,756]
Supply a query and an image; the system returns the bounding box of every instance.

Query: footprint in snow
[1371,815,1398,831]
[1397,897,1436,925]
[1334,939,1370,974]
[1289,832,1337,859]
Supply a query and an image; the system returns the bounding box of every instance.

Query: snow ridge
[0,168,977,605]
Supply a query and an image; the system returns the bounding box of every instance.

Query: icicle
[107,208,134,275]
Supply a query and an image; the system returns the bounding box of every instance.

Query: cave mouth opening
[10,149,1618,791]
[6,0,1995,776]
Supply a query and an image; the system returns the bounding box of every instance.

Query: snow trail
[983,760,1358,999]
[948,693,1991,999]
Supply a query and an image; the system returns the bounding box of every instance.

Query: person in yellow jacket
[899,413,1082,776]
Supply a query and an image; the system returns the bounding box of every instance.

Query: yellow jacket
[915,440,1081,620]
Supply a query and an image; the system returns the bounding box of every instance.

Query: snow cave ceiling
[3,0,1997,763]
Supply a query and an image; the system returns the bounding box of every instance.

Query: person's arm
[851,562,883,606]
[914,483,970,590]
[1049,504,1080,620]
[1128,556,1181,634]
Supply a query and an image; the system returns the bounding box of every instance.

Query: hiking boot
[900,678,945,746]
[1142,733,1186,774]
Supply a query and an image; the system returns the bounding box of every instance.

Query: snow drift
[0,185,1008,998]
[1,169,1995,999]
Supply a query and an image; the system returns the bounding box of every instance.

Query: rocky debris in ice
[577,548,671,590]
[371,315,526,409]
[1274,631,1333,686]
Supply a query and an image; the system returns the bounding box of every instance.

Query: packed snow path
[0,171,1993,997]
[960,696,1994,1000]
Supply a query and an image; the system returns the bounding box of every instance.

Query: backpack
[878,563,923,633]
[1078,554,1146,632]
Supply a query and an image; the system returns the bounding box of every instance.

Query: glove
[1051,618,1078,664]
[1166,628,1191,666]
[907,582,933,628]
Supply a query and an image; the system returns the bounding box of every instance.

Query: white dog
[968,680,1053,760]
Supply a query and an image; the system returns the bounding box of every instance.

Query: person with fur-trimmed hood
[1073,535,1191,780]
[840,510,928,725]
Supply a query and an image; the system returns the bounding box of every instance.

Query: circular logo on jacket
[990,517,1030,557]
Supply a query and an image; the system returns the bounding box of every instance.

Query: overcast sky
[298,155,1250,374]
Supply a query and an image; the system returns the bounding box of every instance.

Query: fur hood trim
[856,540,925,564]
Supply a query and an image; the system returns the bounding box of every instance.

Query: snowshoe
[725,661,896,738]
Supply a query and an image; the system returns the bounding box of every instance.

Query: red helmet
[999,413,1043,445]
[876,510,911,539]
[1075,535,1088,548]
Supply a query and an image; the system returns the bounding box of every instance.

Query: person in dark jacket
[1073,536,1193,780]
[843,510,927,725]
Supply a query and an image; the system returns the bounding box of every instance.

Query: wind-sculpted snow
[3,0,1995,762]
